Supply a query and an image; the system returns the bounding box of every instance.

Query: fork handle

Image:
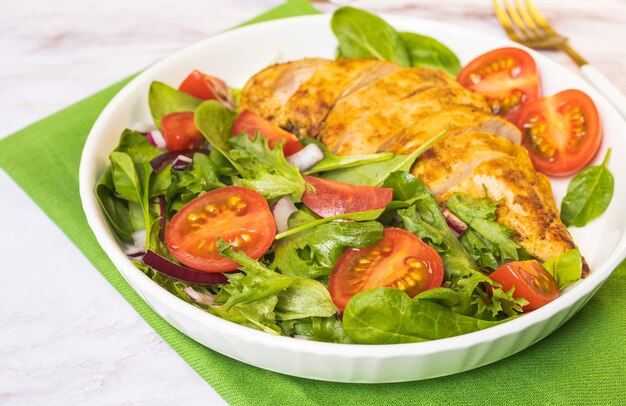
[580,65,626,119]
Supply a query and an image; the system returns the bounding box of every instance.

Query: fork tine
[524,0,557,35]
[492,0,523,43]
[513,0,546,37]
[503,0,534,40]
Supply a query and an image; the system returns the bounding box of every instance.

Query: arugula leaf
[343,288,503,344]
[114,129,162,163]
[399,32,461,76]
[561,149,614,227]
[149,81,203,128]
[195,100,305,202]
[321,128,448,186]
[95,168,135,243]
[446,193,524,268]
[542,249,582,290]
[300,138,394,174]
[275,208,385,240]
[272,215,384,278]
[331,7,411,67]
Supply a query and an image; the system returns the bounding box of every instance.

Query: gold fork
[493,0,626,118]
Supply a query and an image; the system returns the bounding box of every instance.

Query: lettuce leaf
[542,249,582,290]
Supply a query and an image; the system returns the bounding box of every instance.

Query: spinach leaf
[331,7,410,67]
[272,217,384,278]
[149,165,172,198]
[95,168,134,243]
[321,128,448,186]
[399,32,461,76]
[195,100,305,202]
[149,81,203,128]
[109,152,153,247]
[561,149,614,227]
[274,279,337,320]
[446,193,524,269]
[343,288,503,344]
[282,316,352,343]
[114,129,162,163]
[542,249,582,290]
[301,138,394,174]
[274,208,385,240]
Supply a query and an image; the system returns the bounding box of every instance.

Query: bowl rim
[79,13,626,359]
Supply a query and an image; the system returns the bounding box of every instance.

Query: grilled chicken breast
[240,58,576,261]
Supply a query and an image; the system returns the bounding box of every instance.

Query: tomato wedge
[179,70,232,106]
[161,112,205,151]
[165,186,276,272]
[489,260,560,311]
[232,110,303,156]
[458,47,541,118]
[301,176,393,218]
[514,89,602,176]
[329,228,444,311]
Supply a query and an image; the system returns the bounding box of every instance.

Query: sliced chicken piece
[326,86,491,155]
[437,155,575,261]
[240,58,331,121]
[411,131,525,196]
[279,59,399,137]
[320,67,459,149]
[378,106,522,154]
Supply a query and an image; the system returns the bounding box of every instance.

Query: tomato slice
[329,228,444,311]
[165,186,276,272]
[301,176,393,218]
[489,260,560,311]
[514,89,602,176]
[458,47,541,118]
[179,70,232,105]
[232,110,303,156]
[161,112,205,151]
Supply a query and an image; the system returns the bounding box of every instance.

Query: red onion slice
[441,206,467,236]
[172,154,193,170]
[149,149,210,173]
[272,196,298,233]
[142,250,229,285]
[286,143,324,172]
[184,287,216,306]
[146,130,167,150]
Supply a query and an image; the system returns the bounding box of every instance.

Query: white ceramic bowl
[79,14,626,383]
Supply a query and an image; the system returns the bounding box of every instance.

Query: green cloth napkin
[1,1,624,404]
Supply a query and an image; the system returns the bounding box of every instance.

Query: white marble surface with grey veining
[1,0,625,404]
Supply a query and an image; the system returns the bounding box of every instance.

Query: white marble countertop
[1,0,625,404]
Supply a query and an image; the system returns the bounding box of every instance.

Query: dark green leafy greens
[399,32,461,76]
[343,288,503,344]
[165,153,224,214]
[272,210,384,278]
[148,81,203,128]
[561,149,614,227]
[195,100,305,202]
[274,208,385,240]
[542,249,582,290]
[331,7,411,67]
[331,7,461,75]
[446,193,527,270]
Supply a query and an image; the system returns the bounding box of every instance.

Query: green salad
[95,7,604,345]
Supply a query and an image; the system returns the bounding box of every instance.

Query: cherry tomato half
[514,89,602,176]
[489,260,560,311]
[232,110,303,156]
[458,47,541,118]
[161,112,204,151]
[329,228,444,311]
[165,186,276,272]
[179,70,232,104]
[301,176,393,218]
